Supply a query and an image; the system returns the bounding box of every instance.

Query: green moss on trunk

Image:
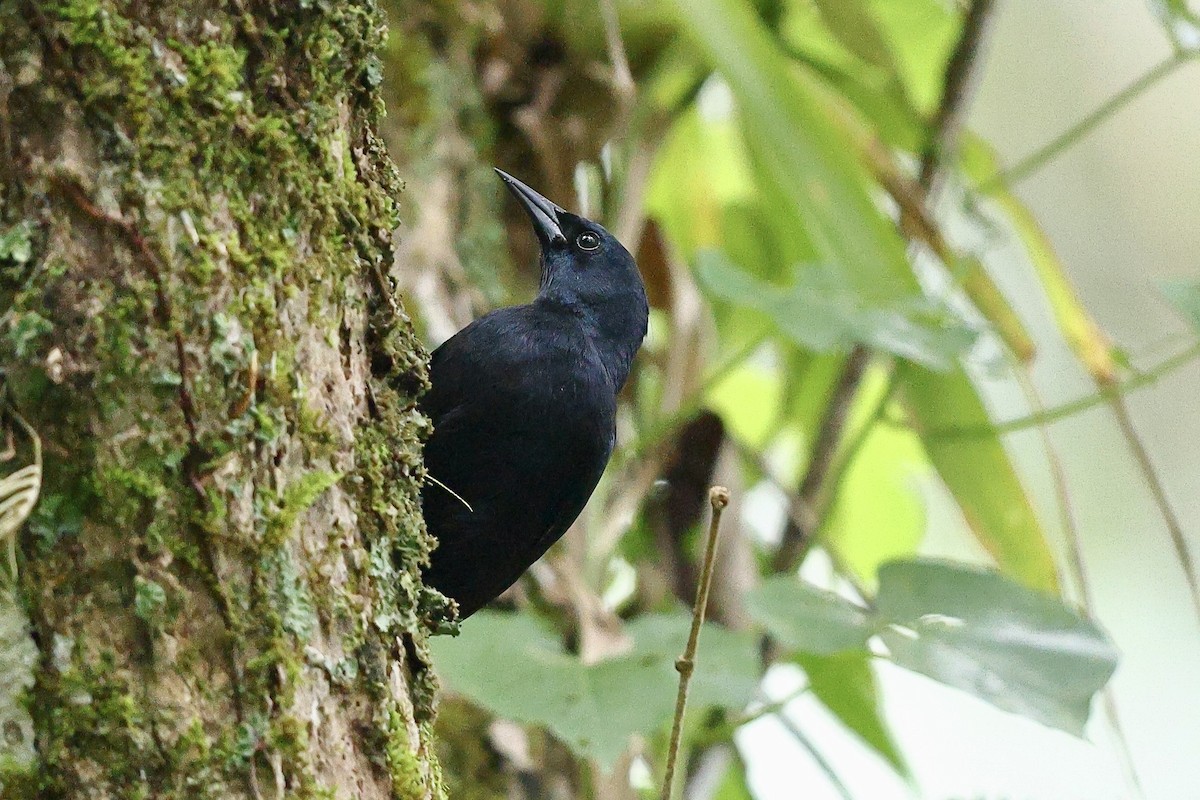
[0,1,442,796]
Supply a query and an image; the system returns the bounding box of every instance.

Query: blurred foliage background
[375,0,1200,797]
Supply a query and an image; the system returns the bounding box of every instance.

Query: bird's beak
[495,168,567,247]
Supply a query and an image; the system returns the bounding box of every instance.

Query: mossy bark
[0,1,444,797]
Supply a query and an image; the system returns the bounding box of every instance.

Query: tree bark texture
[0,1,445,797]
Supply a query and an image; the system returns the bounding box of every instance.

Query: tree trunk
[0,2,444,797]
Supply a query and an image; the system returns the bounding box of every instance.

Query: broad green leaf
[705,363,784,449]
[432,613,674,767]
[775,3,925,151]
[625,612,761,712]
[1161,279,1200,333]
[696,250,976,369]
[797,652,908,776]
[868,0,959,113]
[432,611,760,768]
[646,105,754,259]
[904,366,1060,594]
[822,419,927,587]
[674,0,917,304]
[746,576,873,655]
[963,136,1117,383]
[799,54,926,152]
[875,559,1119,736]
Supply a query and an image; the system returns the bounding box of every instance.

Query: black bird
[419,169,648,620]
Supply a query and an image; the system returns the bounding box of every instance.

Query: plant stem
[920,0,997,196]
[1012,366,1146,798]
[661,486,730,800]
[693,684,812,748]
[771,347,870,573]
[916,341,1200,439]
[617,332,768,470]
[776,713,854,800]
[983,54,1187,190]
[1109,394,1200,622]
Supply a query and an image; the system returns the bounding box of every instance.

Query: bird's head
[495,168,647,316]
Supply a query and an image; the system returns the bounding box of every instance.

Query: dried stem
[597,0,635,112]
[661,486,730,800]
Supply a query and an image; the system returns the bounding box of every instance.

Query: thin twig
[983,54,1187,191]
[1109,394,1200,622]
[693,684,811,747]
[911,340,1200,439]
[776,713,854,800]
[661,486,730,800]
[771,347,869,573]
[919,0,996,197]
[597,0,635,112]
[1013,367,1145,798]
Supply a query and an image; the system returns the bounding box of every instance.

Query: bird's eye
[576,231,601,251]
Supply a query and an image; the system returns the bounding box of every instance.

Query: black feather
[420,170,648,620]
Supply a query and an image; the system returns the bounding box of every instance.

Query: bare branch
[661,487,730,800]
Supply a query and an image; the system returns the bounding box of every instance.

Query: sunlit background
[379,0,1200,797]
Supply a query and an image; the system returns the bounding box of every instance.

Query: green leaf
[7,311,53,359]
[674,0,917,303]
[704,362,784,449]
[962,135,1117,383]
[710,749,754,800]
[134,576,167,624]
[746,576,873,655]
[822,417,927,587]
[1161,279,1200,333]
[626,612,762,712]
[904,366,1060,594]
[432,611,760,769]
[646,106,755,262]
[797,652,908,776]
[696,250,976,369]
[867,0,959,112]
[875,559,1119,736]
[812,0,901,73]
[433,613,673,768]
